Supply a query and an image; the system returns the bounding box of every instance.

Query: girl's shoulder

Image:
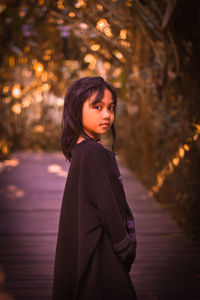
[72,138,110,158]
[72,138,115,170]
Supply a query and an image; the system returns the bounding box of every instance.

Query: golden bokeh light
[43,55,51,60]
[104,28,112,38]
[4,158,19,167]
[193,123,200,132]
[113,81,122,88]
[3,85,10,94]
[12,84,22,98]
[113,67,122,77]
[90,44,101,51]
[125,0,133,7]
[0,4,6,14]
[119,29,128,40]
[68,11,75,17]
[84,54,96,69]
[24,45,30,53]
[80,22,88,30]
[38,0,45,6]
[119,40,131,48]
[179,147,185,158]
[84,53,95,63]
[172,157,180,166]
[193,134,198,141]
[183,144,190,151]
[34,62,44,76]
[96,19,113,37]
[35,91,43,102]
[11,103,22,114]
[57,0,64,10]
[42,83,51,92]
[32,125,44,133]
[41,71,48,82]
[19,56,27,64]
[45,49,52,55]
[103,62,111,70]
[21,98,31,108]
[75,0,87,8]
[150,124,200,195]
[9,56,15,68]
[113,49,124,60]
[3,97,11,104]
[96,4,103,11]
[1,143,8,155]
[57,98,64,106]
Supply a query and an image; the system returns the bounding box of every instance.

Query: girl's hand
[123,249,136,272]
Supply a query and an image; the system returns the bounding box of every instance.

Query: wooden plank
[0,151,200,300]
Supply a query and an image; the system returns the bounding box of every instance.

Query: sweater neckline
[74,138,115,155]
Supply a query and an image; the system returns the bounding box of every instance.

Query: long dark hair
[61,76,117,161]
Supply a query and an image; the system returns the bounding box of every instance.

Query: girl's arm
[76,145,137,270]
[96,179,137,270]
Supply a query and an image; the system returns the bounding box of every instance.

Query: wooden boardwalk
[0,151,200,300]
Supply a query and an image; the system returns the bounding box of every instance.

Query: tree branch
[161,0,177,30]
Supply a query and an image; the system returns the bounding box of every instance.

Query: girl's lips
[100,123,110,128]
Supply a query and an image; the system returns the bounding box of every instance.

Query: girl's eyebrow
[94,100,115,105]
[90,100,115,106]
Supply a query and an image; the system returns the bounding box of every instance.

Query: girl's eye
[94,105,101,110]
[93,105,115,111]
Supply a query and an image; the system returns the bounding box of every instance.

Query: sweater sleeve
[97,180,136,265]
[76,144,136,268]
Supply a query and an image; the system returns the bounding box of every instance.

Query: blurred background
[0,0,200,241]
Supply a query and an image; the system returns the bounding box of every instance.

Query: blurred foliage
[0,0,200,239]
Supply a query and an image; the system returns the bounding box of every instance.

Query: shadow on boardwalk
[0,151,200,300]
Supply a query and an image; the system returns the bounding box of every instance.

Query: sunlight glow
[4,158,19,167]
[47,164,68,177]
[5,185,25,199]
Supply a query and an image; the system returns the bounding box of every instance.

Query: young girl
[52,76,137,300]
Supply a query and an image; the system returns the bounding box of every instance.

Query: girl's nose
[102,109,110,119]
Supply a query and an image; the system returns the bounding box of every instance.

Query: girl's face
[81,89,115,139]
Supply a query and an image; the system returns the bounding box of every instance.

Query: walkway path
[0,151,200,300]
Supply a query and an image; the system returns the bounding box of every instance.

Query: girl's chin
[84,128,109,138]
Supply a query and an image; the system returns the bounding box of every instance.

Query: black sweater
[52,138,137,300]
